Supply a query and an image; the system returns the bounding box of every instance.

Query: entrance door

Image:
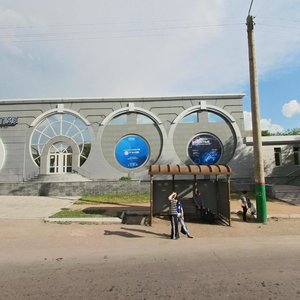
[49,142,72,174]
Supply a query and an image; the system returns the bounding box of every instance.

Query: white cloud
[282,100,300,118]
[0,6,31,56]
[0,1,300,100]
[243,111,252,131]
[243,111,284,134]
[260,119,284,134]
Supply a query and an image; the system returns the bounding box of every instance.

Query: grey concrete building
[0,94,299,188]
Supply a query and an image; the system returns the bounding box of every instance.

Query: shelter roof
[148,164,231,176]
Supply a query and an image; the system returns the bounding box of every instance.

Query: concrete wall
[0,180,149,196]
[0,179,277,198]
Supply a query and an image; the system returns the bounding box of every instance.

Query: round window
[115,135,149,168]
[188,133,223,165]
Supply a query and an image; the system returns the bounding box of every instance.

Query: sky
[0,0,300,133]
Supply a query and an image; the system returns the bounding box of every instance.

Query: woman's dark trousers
[170,215,179,239]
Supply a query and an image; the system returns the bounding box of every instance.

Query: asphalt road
[1,218,300,299]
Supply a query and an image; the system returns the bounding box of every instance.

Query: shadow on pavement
[104,230,143,238]
[103,227,170,239]
[121,227,169,239]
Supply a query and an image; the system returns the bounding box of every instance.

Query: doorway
[48,142,72,174]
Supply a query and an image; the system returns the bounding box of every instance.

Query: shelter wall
[153,179,229,218]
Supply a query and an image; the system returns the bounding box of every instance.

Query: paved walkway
[0,196,76,220]
[1,195,300,224]
[0,196,122,224]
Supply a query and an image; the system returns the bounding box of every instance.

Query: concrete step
[274,185,300,192]
[30,173,91,182]
[273,185,300,205]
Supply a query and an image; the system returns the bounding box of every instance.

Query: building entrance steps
[273,185,300,205]
[30,173,91,182]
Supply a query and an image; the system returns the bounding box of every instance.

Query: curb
[44,213,300,224]
[44,217,122,224]
[268,214,300,219]
[231,211,300,219]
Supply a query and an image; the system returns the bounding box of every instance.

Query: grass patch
[75,192,150,205]
[119,176,132,181]
[230,192,277,202]
[75,192,276,205]
[49,208,112,218]
[76,192,277,205]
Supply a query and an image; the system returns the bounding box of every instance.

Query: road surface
[0,218,300,299]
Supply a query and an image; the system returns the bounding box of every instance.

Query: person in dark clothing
[168,192,179,239]
[193,189,204,219]
[193,189,203,211]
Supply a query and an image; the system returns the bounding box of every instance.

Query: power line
[248,0,254,16]
[0,22,244,43]
[257,23,300,30]
[0,22,243,32]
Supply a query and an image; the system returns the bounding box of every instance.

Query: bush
[119,176,132,181]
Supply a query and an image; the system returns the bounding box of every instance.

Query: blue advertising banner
[188,134,222,164]
[115,135,149,168]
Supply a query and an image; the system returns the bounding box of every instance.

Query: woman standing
[168,192,179,239]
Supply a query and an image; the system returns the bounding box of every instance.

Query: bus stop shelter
[148,164,232,226]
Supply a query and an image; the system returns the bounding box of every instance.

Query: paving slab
[0,196,76,219]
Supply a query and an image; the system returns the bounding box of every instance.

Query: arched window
[30,113,91,166]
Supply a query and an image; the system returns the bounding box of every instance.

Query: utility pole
[246,15,267,223]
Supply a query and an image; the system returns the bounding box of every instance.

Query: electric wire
[248,0,254,16]
[0,22,245,43]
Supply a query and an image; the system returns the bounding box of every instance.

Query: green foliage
[119,176,132,181]
[76,192,150,204]
[278,128,300,136]
[262,127,300,136]
[49,208,111,218]
[261,130,271,136]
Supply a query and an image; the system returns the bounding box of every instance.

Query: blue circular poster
[115,135,149,168]
[188,134,222,165]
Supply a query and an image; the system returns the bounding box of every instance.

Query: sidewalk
[0,196,76,220]
[0,196,300,224]
[46,199,300,224]
[230,200,300,220]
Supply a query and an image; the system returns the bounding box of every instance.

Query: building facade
[0,95,299,185]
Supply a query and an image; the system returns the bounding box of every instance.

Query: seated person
[193,189,204,215]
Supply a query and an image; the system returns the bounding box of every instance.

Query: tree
[261,130,271,136]
[261,128,300,136]
[275,128,300,136]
